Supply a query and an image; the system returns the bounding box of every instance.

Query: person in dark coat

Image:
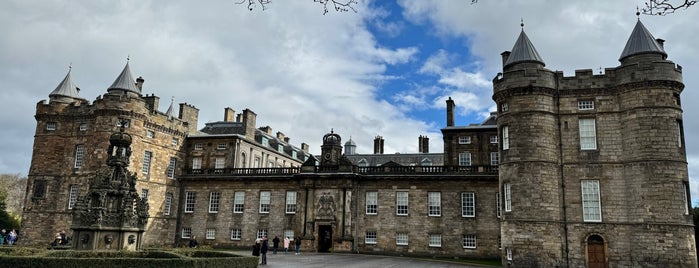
[295,236,302,254]
[188,236,198,248]
[252,239,261,257]
[272,236,280,254]
[260,236,269,265]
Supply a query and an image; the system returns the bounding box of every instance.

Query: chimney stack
[446,97,455,127]
[136,76,145,90]
[373,136,384,154]
[419,135,429,153]
[501,51,511,67]
[224,107,235,122]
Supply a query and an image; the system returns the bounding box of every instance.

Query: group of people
[252,235,302,265]
[0,229,18,246]
[50,230,70,248]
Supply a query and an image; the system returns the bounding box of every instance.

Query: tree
[0,173,27,229]
[642,0,696,15]
[238,0,358,14]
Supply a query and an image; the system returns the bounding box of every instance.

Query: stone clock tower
[320,130,342,166]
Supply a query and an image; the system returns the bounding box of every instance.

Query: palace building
[22,19,696,267]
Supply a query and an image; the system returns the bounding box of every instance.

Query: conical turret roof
[49,68,83,100]
[619,20,666,61]
[165,97,175,120]
[504,29,545,68]
[108,62,141,94]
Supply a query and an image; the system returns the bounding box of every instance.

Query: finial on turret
[636,6,641,19]
[520,18,524,30]
[127,54,130,62]
[68,63,72,70]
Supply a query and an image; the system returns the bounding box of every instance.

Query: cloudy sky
[2,0,698,200]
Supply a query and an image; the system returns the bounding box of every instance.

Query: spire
[504,21,545,68]
[619,19,666,62]
[165,96,175,120]
[108,60,141,94]
[49,65,83,100]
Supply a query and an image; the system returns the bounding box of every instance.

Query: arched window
[241,152,247,168]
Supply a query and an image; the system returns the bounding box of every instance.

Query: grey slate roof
[619,20,666,61]
[504,30,545,67]
[49,69,82,99]
[108,62,141,93]
[165,100,175,120]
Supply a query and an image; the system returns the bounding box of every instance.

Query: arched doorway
[587,234,606,268]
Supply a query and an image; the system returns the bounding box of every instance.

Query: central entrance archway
[587,234,606,268]
[318,225,333,252]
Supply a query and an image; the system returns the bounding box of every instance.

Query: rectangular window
[496,192,501,218]
[47,122,57,131]
[286,191,297,214]
[194,143,204,150]
[141,188,149,200]
[234,191,245,213]
[217,143,227,150]
[33,180,46,198]
[278,144,284,153]
[458,136,471,144]
[490,135,498,144]
[428,192,441,216]
[578,100,594,110]
[257,229,268,239]
[209,192,221,213]
[396,191,408,216]
[142,151,153,175]
[506,248,512,261]
[68,185,78,209]
[461,192,475,217]
[79,123,87,131]
[429,234,442,247]
[677,120,684,148]
[182,227,192,239]
[167,157,177,179]
[215,157,225,169]
[458,152,471,166]
[261,137,269,147]
[502,126,510,150]
[206,228,216,240]
[254,157,261,168]
[365,231,377,244]
[192,158,202,169]
[184,191,196,213]
[146,130,155,138]
[684,182,690,215]
[504,183,512,212]
[164,193,173,216]
[579,118,597,150]
[74,144,85,168]
[501,102,509,112]
[284,230,295,241]
[259,191,270,213]
[172,138,179,147]
[396,233,408,246]
[581,180,601,222]
[230,229,242,240]
[462,234,477,249]
[292,151,298,159]
[490,152,499,166]
[365,191,378,215]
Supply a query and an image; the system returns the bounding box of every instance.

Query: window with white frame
[230,228,242,240]
[46,122,57,131]
[146,130,155,138]
[261,137,269,147]
[462,234,477,249]
[429,234,442,247]
[192,158,202,170]
[184,191,196,213]
[68,185,78,209]
[461,192,475,217]
[501,102,509,112]
[496,192,501,218]
[506,248,512,261]
[74,144,85,168]
[396,233,408,246]
[292,151,298,159]
[217,143,227,150]
[167,157,177,179]
[366,191,378,214]
[579,118,597,150]
[141,188,149,200]
[458,136,471,144]
[581,180,601,222]
[683,182,690,215]
[365,231,377,244]
[181,227,192,239]
[278,144,284,153]
[257,229,268,239]
[215,157,225,169]
[209,192,221,213]
[259,191,270,213]
[428,192,441,216]
[79,123,87,131]
[142,151,153,175]
[194,143,204,150]
[234,191,245,213]
[286,191,297,214]
[578,100,594,110]
[504,183,512,212]
[490,152,499,166]
[172,138,179,147]
[490,135,498,144]
[206,228,216,240]
[396,191,408,216]
[502,126,510,150]
[284,230,294,241]
[459,152,472,166]
[164,193,173,216]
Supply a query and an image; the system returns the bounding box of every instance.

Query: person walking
[252,239,261,258]
[272,236,280,254]
[283,236,290,254]
[295,236,301,255]
[7,229,17,245]
[260,236,269,265]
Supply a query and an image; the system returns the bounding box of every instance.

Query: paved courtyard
[232,251,498,268]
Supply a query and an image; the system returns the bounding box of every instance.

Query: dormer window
[278,144,284,153]
[261,137,269,147]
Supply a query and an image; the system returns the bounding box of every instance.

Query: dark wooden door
[588,242,606,268]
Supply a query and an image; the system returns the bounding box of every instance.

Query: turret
[48,67,87,104]
[107,61,141,98]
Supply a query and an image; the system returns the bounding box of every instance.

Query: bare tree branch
[314,0,358,15]
[236,0,271,11]
[642,0,697,15]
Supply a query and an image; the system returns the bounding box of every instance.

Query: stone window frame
[458,136,471,144]
[581,180,602,222]
[259,191,271,214]
[233,191,245,213]
[205,228,216,240]
[192,158,202,170]
[428,234,442,247]
[501,102,509,112]
[462,234,477,249]
[490,135,498,144]
[209,192,221,213]
[396,233,408,246]
[504,183,512,212]
[230,229,242,240]
[490,152,499,166]
[216,143,227,150]
[184,191,196,213]
[396,191,408,216]
[502,126,510,150]
[285,191,297,214]
[167,157,177,179]
[142,151,153,175]
[683,182,690,215]
[171,138,179,147]
[461,192,476,218]
[74,144,85,169]
[79,123,88,131]
[365,191,378,215]
[146,130,155,138]
[365,231,377,245]
[578,118,597,150]
[164,193,173,216]
[67,184,79,210]
[46,122,57,131]
[459,152,471,166]
[194,143,204,150]
[428,192,441,217]
[506,247,512,261]
[578,100,595,110]
[496,192,501,218]
[214,157,225,170]
[677,120,684,148]
[32,180,47,199]
[181,227,192,239]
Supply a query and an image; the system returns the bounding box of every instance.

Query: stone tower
[493,20,696,267]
